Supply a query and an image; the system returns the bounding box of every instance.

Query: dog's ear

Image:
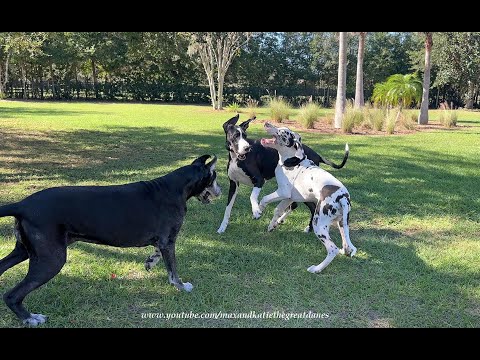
[222,114,240,133]
[239,116,256,131]
[293,141,304,159]
[192,154,211,166]
[206,155,218,172]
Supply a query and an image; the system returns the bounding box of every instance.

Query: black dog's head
[222,114,256,159]
[190,155,221,204]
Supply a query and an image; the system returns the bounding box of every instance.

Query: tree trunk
[334,32,347,129]
[49,62,56,99]
[465,81,474,109]
[0,64,4,97]
[21,64,27,99]
[0,53,10,98]
[75,64,80,99]
[217,72,225,110]
[354,32,366,108]
[40,72,44,100]
[418,32,433,125]
[207,74,217,110]
[91,57,98,99]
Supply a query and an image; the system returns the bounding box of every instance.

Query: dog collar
[282,155,306,168]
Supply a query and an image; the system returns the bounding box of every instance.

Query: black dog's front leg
[304,202,316,233]
[250,176,265,219]
[158,228,192,292]
[217,180,239,233]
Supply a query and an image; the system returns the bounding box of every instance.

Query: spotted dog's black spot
[317,234,326,243]
[308,188,313,192]
[347,212,350,225]
[320,185,340,202]
[335,193,350,206]
[322,204,334,215]
[311,176,314,181]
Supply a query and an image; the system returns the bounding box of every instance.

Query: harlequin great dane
[218,114,349,234]
[0,155,220,326]
[259,123,356,273]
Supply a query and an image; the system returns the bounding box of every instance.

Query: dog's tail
[320,143,349,169]
[0,203,20,218]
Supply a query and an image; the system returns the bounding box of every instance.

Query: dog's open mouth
[197,191,212,204]
[261,137,276,146]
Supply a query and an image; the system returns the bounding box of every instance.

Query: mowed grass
[0,100,479,328]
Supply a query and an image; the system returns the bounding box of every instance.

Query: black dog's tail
[304,143,349,170]
[321,143,349,169]
[0,203,20,219]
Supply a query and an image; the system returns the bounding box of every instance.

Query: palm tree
[354,32,367,108]
[334,32,347,129]
[418,32,433,125]
[372,73,422,108]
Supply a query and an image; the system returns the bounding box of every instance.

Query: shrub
[400,110,417,130]
[245,97,259,118]
[226,102,241,113]
[362,105,385,131]
[342,101,363,133]
[386,108,400,134]
[269,97,291,122]
[298,102,322,129]
[439,109,458,128]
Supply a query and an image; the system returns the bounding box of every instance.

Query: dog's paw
[145,262,153,271]
[349,247,357,257]
[23,313,47,327]
[252,209,262,219]
[340,247,357,257]
[182,282,194,292]
[217,224,227,234]
[307,265,321,274]
[303,225,311,233]
[267,223,276,232]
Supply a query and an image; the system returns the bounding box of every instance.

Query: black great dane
[0,155,220,326]
[218,114,349,233]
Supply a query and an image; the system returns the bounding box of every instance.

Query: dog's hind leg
[268,199,293,232]
[3,222,67,326]
[144,247,162,271]
[217,180,239,233]
[307,206,339,274]
[337,204,356,257]
[0,242,28,277]
[0,220,29,277]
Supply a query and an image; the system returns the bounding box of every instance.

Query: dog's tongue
[261,138,275,146]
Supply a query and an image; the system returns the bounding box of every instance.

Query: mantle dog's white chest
[228,161,253,186]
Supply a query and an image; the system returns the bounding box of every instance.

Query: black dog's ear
[206,155,218,172]
[239,116,256,131]
[222,114,240,133]
[192,154,211,166]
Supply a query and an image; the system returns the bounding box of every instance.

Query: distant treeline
[1,32,479,108]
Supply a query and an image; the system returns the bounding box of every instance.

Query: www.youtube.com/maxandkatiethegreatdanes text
[141,311,330,321]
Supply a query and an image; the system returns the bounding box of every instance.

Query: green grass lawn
[0,100,479,328]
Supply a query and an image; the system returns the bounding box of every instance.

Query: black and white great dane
[218,114,349,234]
[259,123,357,273]
[0,155,220,326]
